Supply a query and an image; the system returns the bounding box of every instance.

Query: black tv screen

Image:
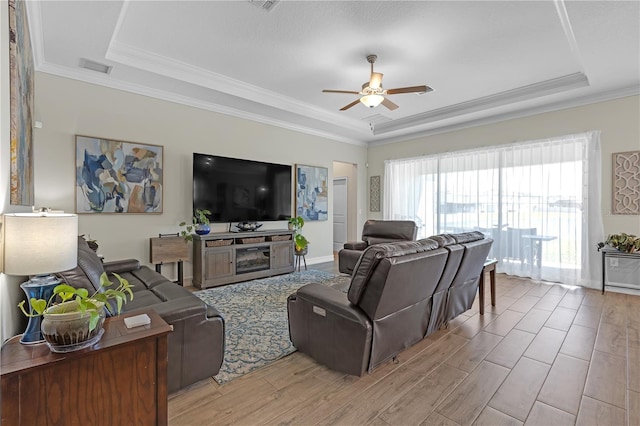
[193,153,292,223]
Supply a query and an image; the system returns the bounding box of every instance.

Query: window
[384,131,603,286]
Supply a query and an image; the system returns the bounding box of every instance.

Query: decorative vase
[195,224,210,235]
[41,300,106,353]
[295,247,308,256]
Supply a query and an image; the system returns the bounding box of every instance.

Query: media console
[192,229,295,288]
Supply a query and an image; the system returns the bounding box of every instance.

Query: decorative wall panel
[612,151,640,215]
[370,176,381,212]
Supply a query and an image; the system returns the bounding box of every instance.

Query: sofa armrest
[124,296,225,393]
[343,241,367,250]
[288,283,372,376]
[104,259,141,274]
[294,283,367,323]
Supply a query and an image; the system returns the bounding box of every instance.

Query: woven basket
[269,235,291,242]
[206,239,234,248]
[239,236,265,244]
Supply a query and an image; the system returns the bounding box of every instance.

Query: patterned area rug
[194,270,350,384]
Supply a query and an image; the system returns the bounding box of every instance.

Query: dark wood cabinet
[1,310,171,426]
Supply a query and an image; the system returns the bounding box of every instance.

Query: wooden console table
[1,310,172,425]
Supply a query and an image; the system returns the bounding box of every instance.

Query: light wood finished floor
[170,262,640,426]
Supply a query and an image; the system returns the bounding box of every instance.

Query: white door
[333,178,348,252]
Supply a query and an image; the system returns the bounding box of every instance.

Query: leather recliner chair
[289,239,449,376]
[288,232,493,377]
[338,220,418,275]
[59,237,225,393]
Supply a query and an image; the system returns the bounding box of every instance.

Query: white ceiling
[27,1,640,145]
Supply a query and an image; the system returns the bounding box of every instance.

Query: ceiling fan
[322,54,433,111]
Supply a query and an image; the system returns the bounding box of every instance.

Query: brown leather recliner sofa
[338,220,418,275]
[287,231,492,376]
[59,237,225,393]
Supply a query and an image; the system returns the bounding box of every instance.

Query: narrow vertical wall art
[9,0,35,205]
[370,175,381,212]
[295,164,328,221]
[612,151,640,215]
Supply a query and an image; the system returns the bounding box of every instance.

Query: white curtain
[383,131,604,286]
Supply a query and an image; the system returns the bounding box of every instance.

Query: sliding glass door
[384,131,603,286]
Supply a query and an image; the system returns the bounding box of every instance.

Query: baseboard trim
[306,255,336,265]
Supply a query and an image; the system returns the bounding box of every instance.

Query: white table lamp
[3,213,78,344]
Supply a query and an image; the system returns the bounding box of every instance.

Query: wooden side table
[478,259,498,315]
[1,310,172,426]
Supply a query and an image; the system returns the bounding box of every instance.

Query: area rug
[194,270,350,384]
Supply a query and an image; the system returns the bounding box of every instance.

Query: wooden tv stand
[192,229,295,289]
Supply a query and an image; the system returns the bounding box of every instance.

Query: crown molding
[105,40,367,134]
[25,0,45,68]
[35,62,367,147]
[371,72,590,135]
[553,0,585,73]
[368,85,640,147]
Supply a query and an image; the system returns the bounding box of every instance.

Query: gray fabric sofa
[288,231,492,376]
[59,237,225,393]
[338,220,418,275]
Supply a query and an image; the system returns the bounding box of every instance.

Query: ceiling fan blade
[322,89,360,95]
[339,99,361,111]
[386,85,433,95]
[369,72,383,90]
[381,97,399,111]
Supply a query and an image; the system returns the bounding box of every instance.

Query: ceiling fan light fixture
[360,94,384,108]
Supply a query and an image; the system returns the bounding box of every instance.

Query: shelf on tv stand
[192,229,295,289]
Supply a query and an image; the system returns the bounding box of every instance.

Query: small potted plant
[604,233,640,253]
[180,208,212,240]
[18,272,134,352]
[288,216,309,254]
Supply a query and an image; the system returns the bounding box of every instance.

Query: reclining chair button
[312,306,326,317]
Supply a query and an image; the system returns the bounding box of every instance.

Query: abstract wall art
[612,151,640,215]
[9,0,35,206]
[76,136,163,214]
[295,164,328,221]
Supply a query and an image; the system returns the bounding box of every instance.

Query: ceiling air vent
[248,0,280,12]
[79,58,112,75]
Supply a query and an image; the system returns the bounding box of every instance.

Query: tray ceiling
[27,1,640,145]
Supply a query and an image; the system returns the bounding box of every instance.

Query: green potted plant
[180,208,212,241]
[288,216,309,254]
[18,272,134,352]
[605,233,640,253]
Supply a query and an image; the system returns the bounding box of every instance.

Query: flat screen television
[193,153,292,223]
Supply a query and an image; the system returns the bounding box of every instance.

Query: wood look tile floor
[170,262,640,426]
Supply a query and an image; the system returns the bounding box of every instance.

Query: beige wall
[0,72,368,342]
[33,73,368,268]
[367,96,640,237]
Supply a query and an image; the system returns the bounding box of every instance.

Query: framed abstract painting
[9,0,35,206]
[75,135,163,214]
[295,164,328,221]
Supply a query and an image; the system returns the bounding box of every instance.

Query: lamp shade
[3,213,78,276]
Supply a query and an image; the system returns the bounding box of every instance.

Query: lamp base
[19,275,61,345]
